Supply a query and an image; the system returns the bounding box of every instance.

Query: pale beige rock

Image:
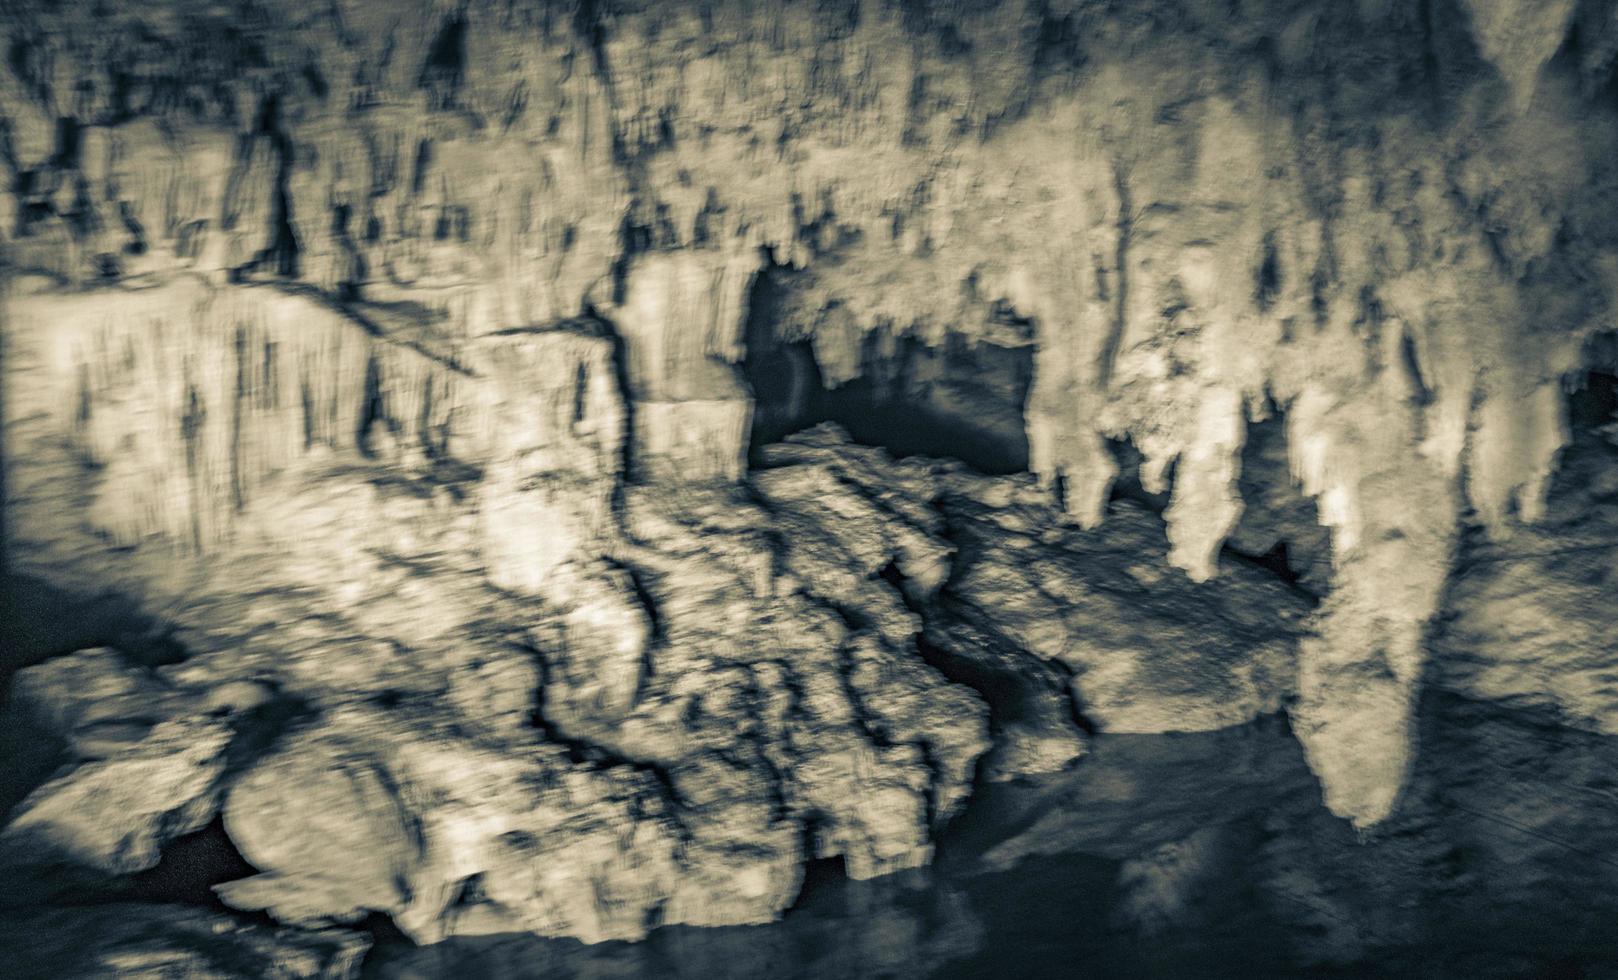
[541,565,655,732]
[219,730,424,926]
[0,649,237,877]
[1,718,231,874]
[943,495,1309,736]
[2,0,1614,904]
[472,323,625,594]
[596,250,761,481]
[1459,0,1580,111]
[1433,434,1618,734]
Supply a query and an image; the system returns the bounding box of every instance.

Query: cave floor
[361,696,1618,980]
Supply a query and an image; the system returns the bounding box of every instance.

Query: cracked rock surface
[0,381,1325,954]
[4,0,1618,974]
[6,0,1618,829]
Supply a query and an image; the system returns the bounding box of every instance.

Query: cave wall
[5,0,1618,843]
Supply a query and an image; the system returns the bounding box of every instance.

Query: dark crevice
[1096,162,1133,389]
[939,585,1099,745]
[355,353,394,457]
[572,361,590,425]
[1570,366,1617,428]
[608,559,664,648]
[821,575,944,834]
[126,816,258,909]
[519,638,695,856]
[1104,436,1174,512]
[1249,541,1301,586]
[914,739,943,829]
[913,624,1093,793]
[1255,231,1282,312]
[787,816,847,911]
[743,264,1033,475]
[260,96,299,278]
[331,201,367,301]
[1401,325,1435,407]
[419,16,467,110]
[227,93,299,282]
[1038,656,1099,739]
[604,558,665,709]
[876,558,910,601]
[729,666,794,825]
[249,281,475,377]
[581,303,638,504]
[878,534,1088,809]
[1232,540,1322,602]
[818,596,944,828]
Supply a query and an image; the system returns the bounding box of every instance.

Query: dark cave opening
[789,853,850,912]
[1247,541,1303,587]
[1570,366,1617,428]
[126,816,259,910]
[743,265,1035,475]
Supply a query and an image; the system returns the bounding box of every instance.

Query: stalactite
[6,0,1618,911]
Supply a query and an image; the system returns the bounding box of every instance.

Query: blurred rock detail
[3,0,1618,975]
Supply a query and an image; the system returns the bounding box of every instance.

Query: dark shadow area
[1226,412,1333,594]
[1569,366,1616,429]
[1104,435,1173,512]
[788,852,847,911]
[126,816,259,909]
[0,573,184,691]
[744,266,1034,475]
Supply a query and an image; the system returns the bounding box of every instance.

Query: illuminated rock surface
[2,0,1618,975]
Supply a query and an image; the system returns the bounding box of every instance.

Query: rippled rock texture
[3,0,1618,974]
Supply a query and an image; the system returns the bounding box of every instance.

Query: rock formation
[3,0,1618,974]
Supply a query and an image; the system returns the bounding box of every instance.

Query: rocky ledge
[0,417,1331,962]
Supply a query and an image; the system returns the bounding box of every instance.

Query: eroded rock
[933,472,1311,737]
[1432,429,1618,734]
[0,903,369,980]
[3,2,1618,958]
[0,649,252,886]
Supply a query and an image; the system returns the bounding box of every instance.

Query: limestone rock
[3,0,1618,945]
[941,492,1309,736]
[0,649,241,883]
[595,250,761,482]
[214,705,688,945]
[0,903,369,980]
[538,565,655,735]
[218,729,425,926]
[612,474,992,882]
[921,616,1090,780]
[1432,432,1618,734]
[1,719,230,875]
[472,322,626,595]
[1459,0,1579,111]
